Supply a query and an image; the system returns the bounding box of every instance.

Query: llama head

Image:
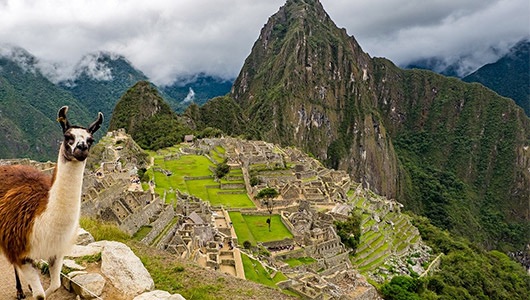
[57,106,104,162]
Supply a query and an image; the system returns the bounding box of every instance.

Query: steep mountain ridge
[60,52,149,129]
[109,81,191,150]
[195,0,530,249]
[0,47,91,161]
[230,0,401,199]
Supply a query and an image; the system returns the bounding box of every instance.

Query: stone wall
[141,204,176,245]
[119,197,163,235]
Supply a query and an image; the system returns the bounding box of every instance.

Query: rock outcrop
[92,241,155,298]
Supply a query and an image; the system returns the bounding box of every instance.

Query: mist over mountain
[58,52,149,131]
[160,73,233,113]
[0,46,91,161]
[403,42,516,78]
[405,39,530,116]
[463,39,530,116]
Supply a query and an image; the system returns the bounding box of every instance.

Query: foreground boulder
[71,273,106,299]
[134,290,186,300]
[92,241,155,298]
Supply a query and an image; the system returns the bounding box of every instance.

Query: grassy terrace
[241,253,288,288]
[229,212,293,246]
[209,145,226,163]
[284,257,316,267]
[146,150,254,208]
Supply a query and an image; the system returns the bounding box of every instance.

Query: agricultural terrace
[241,253,289,289]
[229,212,293,247]
[146,148,254,208]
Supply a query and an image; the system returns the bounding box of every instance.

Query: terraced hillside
[349,188,430,282]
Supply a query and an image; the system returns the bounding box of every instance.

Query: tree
[243,240,252,250]
[256,187,279,232]
[334,210,362,251]
[380,276,423,300]
[214,162,230,179]
[249,175,260,186]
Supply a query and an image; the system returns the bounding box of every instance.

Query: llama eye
[87,137,94,145]
[64,134,75,145]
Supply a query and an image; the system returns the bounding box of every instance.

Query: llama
[0,106,103,300]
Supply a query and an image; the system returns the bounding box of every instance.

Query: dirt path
[0,255,76,300]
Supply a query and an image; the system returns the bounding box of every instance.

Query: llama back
[0,165,51,264]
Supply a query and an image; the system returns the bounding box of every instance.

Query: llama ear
[88,112,104,134]
[57,106,70,133]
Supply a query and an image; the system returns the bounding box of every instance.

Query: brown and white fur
[0,106,103,299]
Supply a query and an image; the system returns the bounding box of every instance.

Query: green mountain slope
[463,39,530,116]
[374,60,530,249]
[0,47,91,161]
[60,52,149,129]
[195,0,530,250]
[108,81,191,150]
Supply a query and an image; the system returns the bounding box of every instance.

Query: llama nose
[76,142,88,151]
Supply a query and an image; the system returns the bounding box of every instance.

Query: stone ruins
[1,131,434,299]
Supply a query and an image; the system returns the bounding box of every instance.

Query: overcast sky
[0,0,528,85]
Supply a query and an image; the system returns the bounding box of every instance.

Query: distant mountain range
[463,40,529,116]
[406,39,530,116]
[160,73,233,113]
[0,46,92,161]
[0,47,233,160]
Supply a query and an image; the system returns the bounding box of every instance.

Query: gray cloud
[0,0,528,84]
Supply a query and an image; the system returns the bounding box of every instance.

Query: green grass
[147,152,256,208]
[228,168,243,175]
[133,225,153,241]
[151,217,179,246]
[229,212,256,245]
[210,192,255,208]
[241,253,287,288]
[284,257,316,267]
[148,154,214,196]
[186,178,218,200]
[80,217,130,242]
[210,146,225,163]
[229,212,293,245]
[244,215,293,242]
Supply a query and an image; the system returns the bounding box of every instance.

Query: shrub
[243,240,252,249]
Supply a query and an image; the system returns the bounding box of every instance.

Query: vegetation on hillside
[334,210,362,252]
[0,52,92,161]
[379,216,530,300]
[109,81,193,150]
[463,39,529,116]
[384,68,530,250]
[185,96,246,137]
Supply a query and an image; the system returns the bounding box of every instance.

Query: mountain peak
[0,44,39,74]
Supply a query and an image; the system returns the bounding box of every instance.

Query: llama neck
[48,149,87,211]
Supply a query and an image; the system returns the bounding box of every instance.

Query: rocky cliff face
[231,0,400,198]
